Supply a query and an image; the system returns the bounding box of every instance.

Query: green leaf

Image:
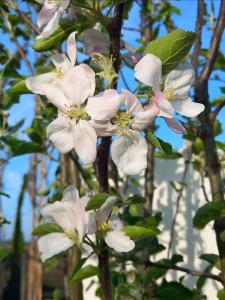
[86,193,111,211]
[155,151,182,160]
[5,137,45,156]
[156,282,197,300]
[193,200,225,229]
[124,195,146,205]
[9,80,31,96]
[144,29,196,76]
[70,264,98,283]
[0,246,11,261]
[32,223,63,236]
[218,289,225,300]
[33,19,76,52]
[123,225,160,239]
[220,230,225,241]
[146,131,172,154]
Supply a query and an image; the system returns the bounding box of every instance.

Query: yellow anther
[47,0,60,4]
[98,221,112,232]
[64,230,78,242]
[55,67,64,79]
[163,86,175,101]
[66,106,88,121]
[114,111,133,130]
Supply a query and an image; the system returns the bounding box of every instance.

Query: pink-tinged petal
[73,199,86,239]
[89,120,115,137]
[80,29,109,55]
[86,89,124,121]
[158,98,174,118]
[86,212,97,234]
[111,130,148,175]
[134,103,159,130]
[36,9,60,40]
[73,120,97,164]
[51,53,72,71]
[41,201,76,230]
[78,64,95,96]
[121,89,144,115]
[105,231,135,252]
[134,54,162,91]
[37,6,56,28]
[38,233,74,262]
[95,196,117,224]
[164,117,186,134]
[172,97,205,117]
[26,72,55,94]
[43,0,59,10]
[67,31,76,66]
[61,66,93,106]
[61,0,70,10]
[46,117,74,153]
[62,185,80,205]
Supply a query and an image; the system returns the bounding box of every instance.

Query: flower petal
[67,32,76,66]
[37,6,56,28]
[62,185,80,205]
[46,117,74,153]
[95,196,117,224]
[165,64,195,98]
[26,72,55,94]
[172,97,205,117]
[36,9,60,40]
[41,201,76,230]
[134,54,162,91]
[78,63,95,96]
[89,120,115,137]
[61,0,70,10]
[62,65,94,106]
[158,98,174,118]
[38,233,74,262]
[111,130,148,175]
[86,89,124,121]
[134,103,159,130]
[73,120,97,164]
[121,89,144,115]
[73,198,87,239]
[105,231,135,252]
[51,53,72,72]
[80,29,109,55]
[164,117,186,134]
[110,216,123,231]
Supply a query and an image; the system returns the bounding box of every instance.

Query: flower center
[66,106,88,121]
[114,111,133,130]
[98,220,112,232]
[55,67,64,79]
[163,86,175,101]
[47,0,61,4]
[64,230,79,243]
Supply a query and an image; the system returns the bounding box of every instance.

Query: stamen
[113,111,133,130]
[66,106,88,121]
[163,86,175,101]
[64,230,79,243]
[47,0,61,4]
[98,220,112,232]
[55,67,64,79]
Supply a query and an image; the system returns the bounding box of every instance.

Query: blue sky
[1,1,225,241]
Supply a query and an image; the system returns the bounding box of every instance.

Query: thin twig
[123,26,140,32]
[210,100,225,122]
[200,0,225,82]
[200,170,210,202]
[145,260,223,284]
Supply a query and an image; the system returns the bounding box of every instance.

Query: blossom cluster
[38,186,135,261]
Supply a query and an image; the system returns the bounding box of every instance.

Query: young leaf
[144,29,196,76]
[193,200,225,229]
[156,282,196,300]
[32,223,63,236]
[33,19,76,52]
[9,80,31,96]
[146,130,172,154]
[124,195,146,205]
[123,226,160,239]
[0,246,11,261]
[86,193,111,211]
[70,264,98,283]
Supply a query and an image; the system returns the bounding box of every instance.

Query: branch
[200,0,225,82]
[210,100,225,122]
[191,0,204,74]
[145,260,223,284]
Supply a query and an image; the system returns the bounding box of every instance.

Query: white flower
[88,197,135,252]
[26,33,97,164]
[86,89,159,175]
[36,0,70,39]
[38,186,90,261]
[134,54,205,134]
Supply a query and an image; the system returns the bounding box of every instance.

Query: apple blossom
[36,0,70,39]
[88,197,135,252]
[134,54,205,134]
[86,89,159,175]
[26,32,97,164]
[38,186,90,261]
